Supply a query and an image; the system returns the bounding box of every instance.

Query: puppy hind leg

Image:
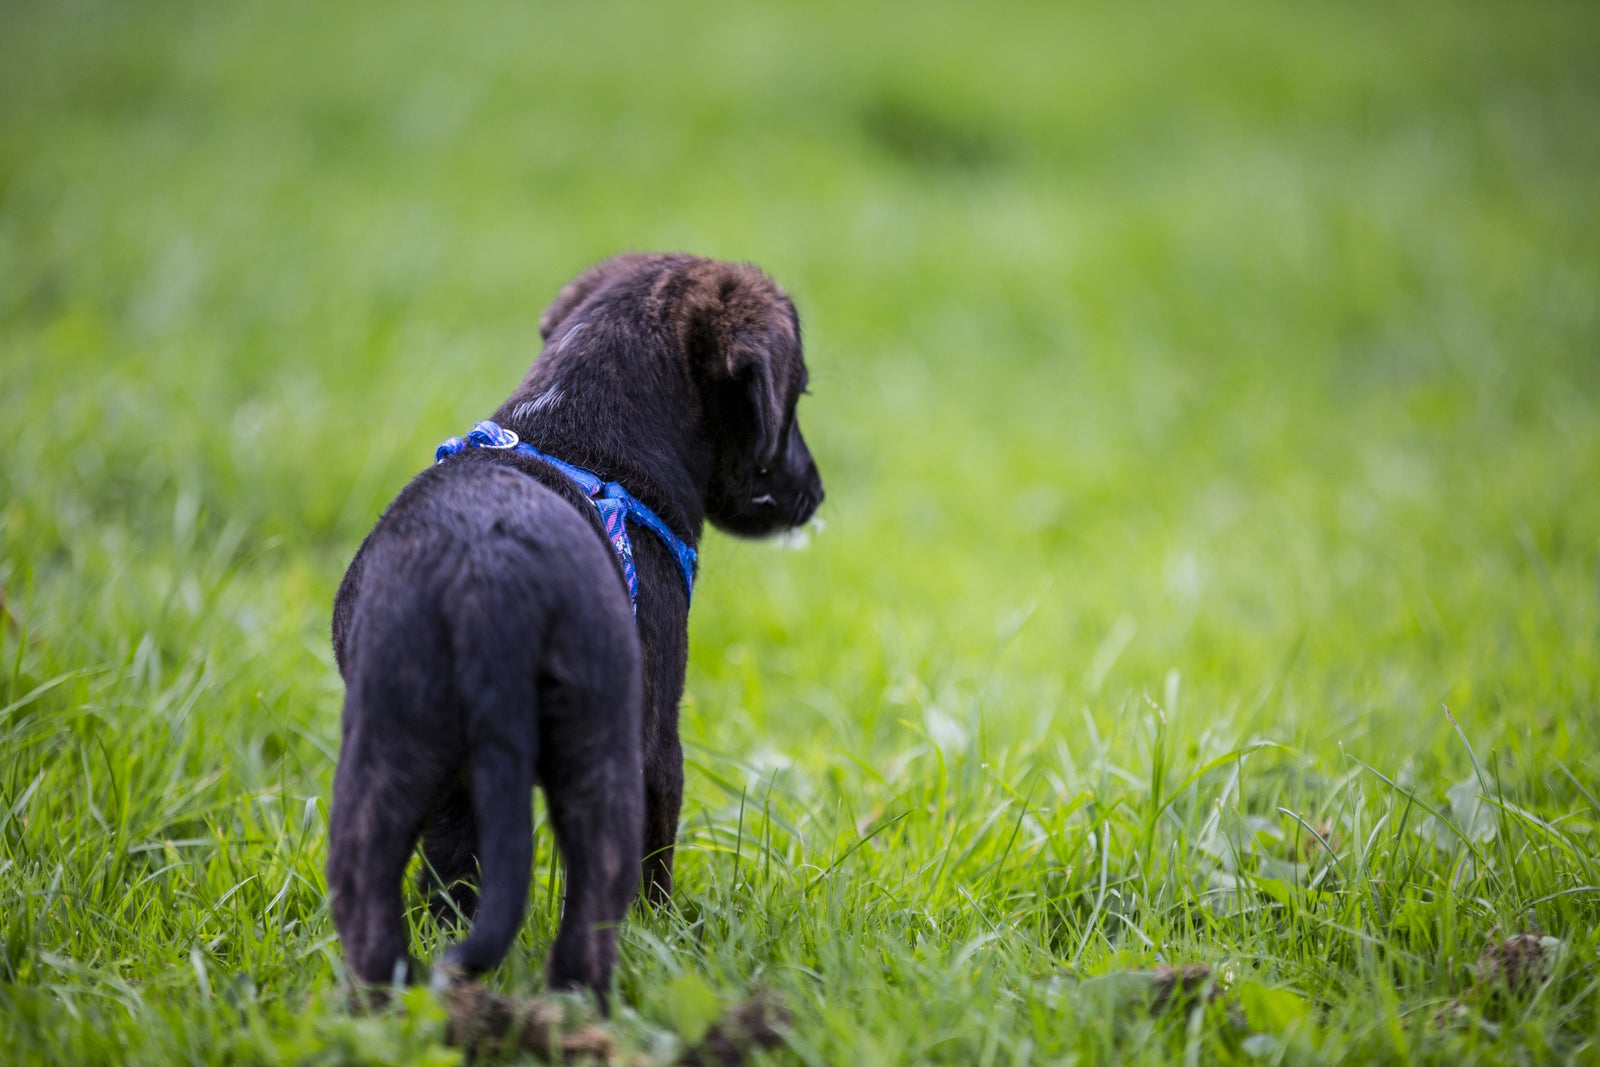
[438,740,534,977]
[543,751,643,1011]
[327,731,437,985]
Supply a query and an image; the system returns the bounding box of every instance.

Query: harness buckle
[468,421,521,449]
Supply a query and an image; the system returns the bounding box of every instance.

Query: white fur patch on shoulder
[510,387,565,423]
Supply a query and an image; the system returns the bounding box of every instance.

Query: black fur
[326,254,822,1002]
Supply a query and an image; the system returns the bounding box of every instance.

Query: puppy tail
[438,583,539,979]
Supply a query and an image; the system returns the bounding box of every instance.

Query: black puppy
[326,254,823,1000]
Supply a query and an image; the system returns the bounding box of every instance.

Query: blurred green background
[3,0,1599,1063]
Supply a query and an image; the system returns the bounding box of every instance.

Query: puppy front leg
[418,774,478,928]
[637,604,687,907]
[641,731,683,906]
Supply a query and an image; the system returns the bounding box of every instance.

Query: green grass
[4,0,1600,1062]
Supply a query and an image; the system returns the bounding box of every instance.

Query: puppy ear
[678,264,797,469]
[538,253,652,341]
[726,338,787,468]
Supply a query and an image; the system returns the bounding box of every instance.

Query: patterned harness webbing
[435,420,697,616]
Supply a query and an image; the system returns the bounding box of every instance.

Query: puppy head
[537,254,823,538]
[676,260,823,538]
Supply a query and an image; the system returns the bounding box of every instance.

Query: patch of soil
[1476,934,1559,994]
[1148,963,1215,1015]
[441,983,613,1063]
[434,982,788,1066]
[678,992,790,1067]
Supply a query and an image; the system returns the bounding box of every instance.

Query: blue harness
[435,420,696,615]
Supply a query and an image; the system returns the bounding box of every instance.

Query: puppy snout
[792,473,823,526]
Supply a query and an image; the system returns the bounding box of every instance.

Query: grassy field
[4,0,1600,1062]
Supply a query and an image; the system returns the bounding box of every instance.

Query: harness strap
[435,420,697,615]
